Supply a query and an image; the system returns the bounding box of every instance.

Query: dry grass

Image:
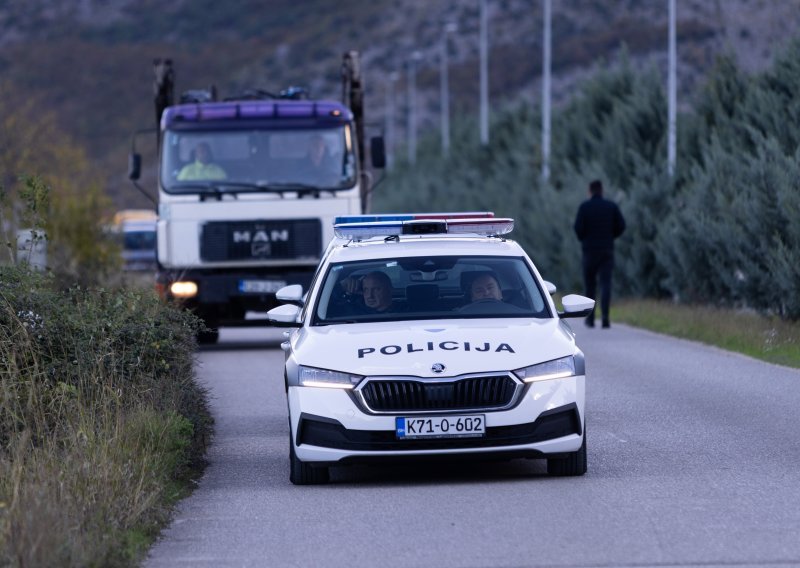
[613,299,800,368]
[0,266,209,567]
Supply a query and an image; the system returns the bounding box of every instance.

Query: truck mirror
[370,137,386,169]
[128,153,142,181]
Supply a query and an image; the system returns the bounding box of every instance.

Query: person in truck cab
[302,134,338,185]
[178,142,227,181]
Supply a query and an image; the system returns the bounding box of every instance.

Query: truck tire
[547,431,587,477]
[289,443,329,485]
[197,328,219,344]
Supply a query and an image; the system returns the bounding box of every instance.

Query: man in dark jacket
[573,179,626,328]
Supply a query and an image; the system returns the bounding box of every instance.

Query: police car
[267,213,595,484]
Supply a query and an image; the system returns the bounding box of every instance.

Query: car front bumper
[288,374,585,464]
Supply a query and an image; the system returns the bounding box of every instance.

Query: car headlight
[514,356,576,383]
[298,366,363,389]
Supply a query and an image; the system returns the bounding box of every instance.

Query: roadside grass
[0,265,211,567]
[612,299,800,369]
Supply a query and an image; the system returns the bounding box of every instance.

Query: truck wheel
[547,431,587,477]
[289,443,329,485]
[197,328,219,344]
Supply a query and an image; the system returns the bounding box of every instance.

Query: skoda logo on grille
[431,363,446,374]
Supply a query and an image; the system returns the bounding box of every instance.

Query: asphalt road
[146,324,800,568]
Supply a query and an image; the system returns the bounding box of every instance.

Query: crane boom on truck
[128,52,385,343]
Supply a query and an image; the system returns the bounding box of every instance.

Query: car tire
[289,443,330,485]
[547,431,587,477]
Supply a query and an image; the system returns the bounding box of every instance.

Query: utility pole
[386,71,399,169]
[407,51,422,164]
[441,22,458,155]
[479,0,489,145]
[668,0,677,176]
[541,0,552,181]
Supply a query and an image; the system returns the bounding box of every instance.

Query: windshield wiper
[259,182,346,196]
[170,181,270,199]
[169,180,346,198]
[315,319,359,326]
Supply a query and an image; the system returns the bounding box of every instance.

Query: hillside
[1,0,799,207]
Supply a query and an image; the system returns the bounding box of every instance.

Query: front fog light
[299,366,363,389]
[514,356,575,383]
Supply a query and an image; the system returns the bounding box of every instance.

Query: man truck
[129,52,384,343]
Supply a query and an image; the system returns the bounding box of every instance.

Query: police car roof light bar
[333,217,513,240]
[333,212,494,225]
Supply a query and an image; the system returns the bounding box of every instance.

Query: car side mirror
[543,280,557,295]
[267,304,301,327]
[558,294,595,319]
[128,153,142,181]
[276,284,304,306]
[370,136,386,169]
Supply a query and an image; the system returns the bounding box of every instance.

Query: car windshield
[160,126,357,194]
[123,230,156,251]
[312,255,550,325]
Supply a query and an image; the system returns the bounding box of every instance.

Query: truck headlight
[170,281,198,298]
[299,366,363,389]
[514,356,576,383]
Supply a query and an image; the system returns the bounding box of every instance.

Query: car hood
[293,318,576,377]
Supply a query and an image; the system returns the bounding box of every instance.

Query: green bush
[0,265,210,566]
[376,37,800,320]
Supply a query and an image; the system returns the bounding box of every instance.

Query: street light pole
[385,72,399,169]
[408,51,422,165]
[541,0,552,182]
[479,0,489,146]
[667,0,677,176]
[441,22,458,155]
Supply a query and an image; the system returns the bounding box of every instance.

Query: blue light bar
[333,217,513,240]
[162,100,352,128]
[333,212,494,225]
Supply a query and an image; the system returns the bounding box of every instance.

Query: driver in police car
[341,271,398,313]
[469,272,503,302]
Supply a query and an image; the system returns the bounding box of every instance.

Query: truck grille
[200,219,322,262]
[359,375,518,413]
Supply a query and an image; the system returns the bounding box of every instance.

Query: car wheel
[289,442,330,485]
[547,431,587,477]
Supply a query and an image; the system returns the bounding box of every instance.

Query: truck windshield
[160,125,357,194]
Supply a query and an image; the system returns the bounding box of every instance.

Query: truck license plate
[238,279,287,294]
[396,415,486,439]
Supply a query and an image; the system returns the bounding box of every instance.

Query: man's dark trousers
[583,250,613,326]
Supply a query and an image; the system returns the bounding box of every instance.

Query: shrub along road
[146,325,800,567]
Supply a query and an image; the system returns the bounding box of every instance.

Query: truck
[111,209,157,272]
[128,52,384,343]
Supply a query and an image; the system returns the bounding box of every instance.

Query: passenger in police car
[468,272,503,302]
[456,271,529,314]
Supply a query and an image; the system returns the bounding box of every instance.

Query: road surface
[147,324,800,567]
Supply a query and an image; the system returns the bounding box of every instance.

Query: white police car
[268,213,595,484]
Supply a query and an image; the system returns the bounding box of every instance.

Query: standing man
[573,179,626,328]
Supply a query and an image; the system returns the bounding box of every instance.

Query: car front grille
[359,375,518,413]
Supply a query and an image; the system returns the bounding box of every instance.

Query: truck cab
[130,55,382,343]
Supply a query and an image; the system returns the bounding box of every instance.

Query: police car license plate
[238,279,287,294]
[396,415,486,439]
